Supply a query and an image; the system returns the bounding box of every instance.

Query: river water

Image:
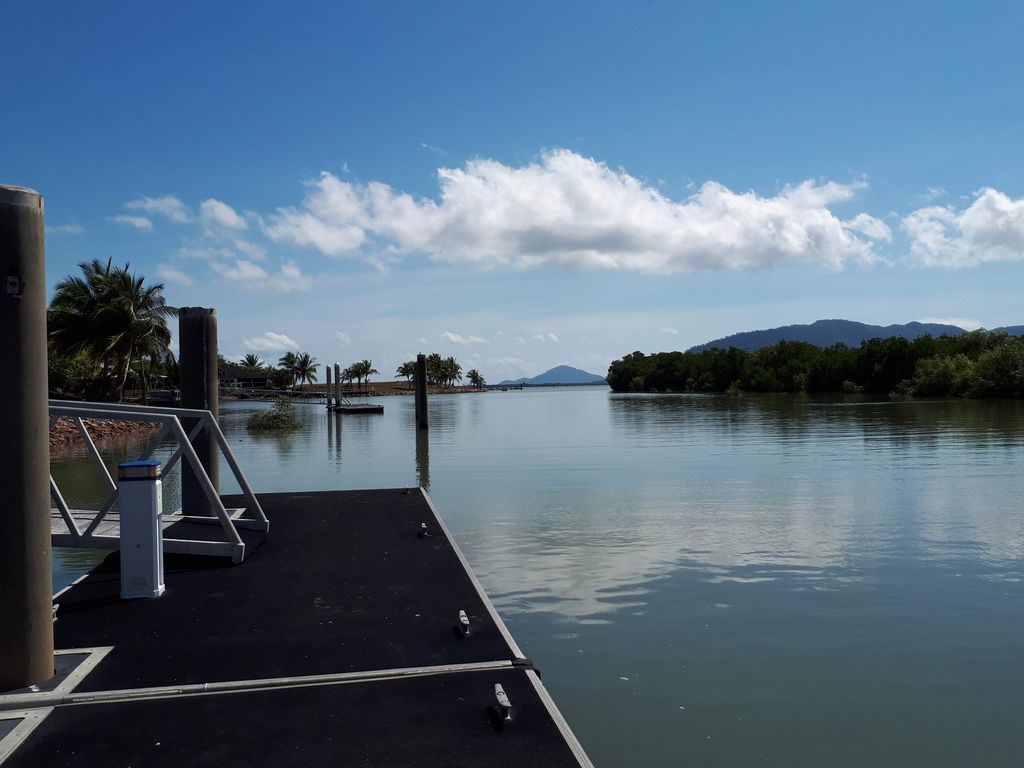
[51,388,1024,767]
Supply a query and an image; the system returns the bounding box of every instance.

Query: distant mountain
[995,325,1024,336]
[498,365,606,386]
[687,319,971,353]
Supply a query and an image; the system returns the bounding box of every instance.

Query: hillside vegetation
[608,331,1024,398]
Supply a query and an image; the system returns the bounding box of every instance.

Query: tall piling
[0,184,55,690]
[334,362,341,405]
[178,307,220,516]
[325,364,333,409]
[415,354,428,431]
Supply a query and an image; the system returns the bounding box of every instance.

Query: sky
[5,2,1024,382]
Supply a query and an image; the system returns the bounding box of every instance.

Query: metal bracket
[494,683,512,721]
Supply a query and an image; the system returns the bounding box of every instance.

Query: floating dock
[328,402,384,414]
[3,489,593,766]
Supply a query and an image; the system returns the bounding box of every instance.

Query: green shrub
[247,397,301,431]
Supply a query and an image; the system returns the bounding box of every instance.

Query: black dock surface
[2,489,592,767]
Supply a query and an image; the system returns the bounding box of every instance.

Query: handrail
[49,400,268,564]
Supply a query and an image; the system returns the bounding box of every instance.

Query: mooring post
[415,353,428,430]
[334,362,341,405]
[178,307,220,516]
[0,184,55,690]
[325,364,333,409]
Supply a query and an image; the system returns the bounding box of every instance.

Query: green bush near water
[247,398,302,431]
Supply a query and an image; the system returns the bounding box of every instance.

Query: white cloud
[917,316,984,331]
[441,331,489,345]
[531,333,559,343]
[659,326,679,335]
[200,198,248,231]
[233,238,267,260]
[156,264,195,287]
[243,331,300,352]
[904,188,1024,267]
[125,195,192,223]
[843,212,893,243]
[112,214,154,231]
[335,332,352,347]
[913,186,948,204]
[264,150,889,273]
[47,223,84,235]
[211,259,312,293]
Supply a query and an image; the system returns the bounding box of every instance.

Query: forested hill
[499,365,606,386]
[687,319,967,353]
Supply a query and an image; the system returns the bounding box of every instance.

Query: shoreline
[50,416,161,452]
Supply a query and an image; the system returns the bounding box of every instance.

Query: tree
[396,360,416,388]
[426,353,444,385]
[444,357,462,387]
[356,359,379,386]
[343,359,378,388]
[48,259,176,402]
[467,369,485,389]
[240,353,264,388]
[293,352,319,387]
[278,351,299,388]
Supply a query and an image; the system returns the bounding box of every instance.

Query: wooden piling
[0,184,54,690]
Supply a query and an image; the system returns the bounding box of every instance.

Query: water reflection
[415,427,430,491]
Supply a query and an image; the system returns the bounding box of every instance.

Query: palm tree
[356,360,378,387]
[396,361,416,388]
[442,356,462,387]
[293,352,319,388]
[426,353,444,386]
[49,258,119,394]
[49,259,176,402]
[278,351,299,389]
[467,369,485,389]
[240,353,264,388]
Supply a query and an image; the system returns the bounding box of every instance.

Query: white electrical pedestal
[118,460,166,599]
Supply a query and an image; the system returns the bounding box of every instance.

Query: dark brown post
[414,354,428,430]
[0,184,55,690]
[178,307,219,515]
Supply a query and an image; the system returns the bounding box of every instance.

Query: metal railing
[49,400,268,564]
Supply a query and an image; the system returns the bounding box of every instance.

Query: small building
[219,362,269,390]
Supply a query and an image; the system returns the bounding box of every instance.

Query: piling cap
[119,460,161,480]
[0,184,43,210]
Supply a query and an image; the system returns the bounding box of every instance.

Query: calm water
[52,389,1024,767]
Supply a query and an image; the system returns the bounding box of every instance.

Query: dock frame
[48,400,268,564]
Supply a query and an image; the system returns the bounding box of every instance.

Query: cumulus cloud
[441,331,488,345]
[156,264,195,287]
[125,195,192,223]
[659,326,679,335]
[532,333,559,343]
[47,223,84,235]
[904,188,1024,267]
[335,332,352,347]
[211,259,312,292]
[233,238,266,260]
[112,214,154,231]
[264,150,889,273]
[243,331,299,352]
[200,198,248,231]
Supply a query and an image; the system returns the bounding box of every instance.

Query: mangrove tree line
[606,331,1024,398]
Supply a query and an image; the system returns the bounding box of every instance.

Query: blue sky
[5,2,1024,381]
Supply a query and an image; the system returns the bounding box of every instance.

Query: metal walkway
[48,400,268,563]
